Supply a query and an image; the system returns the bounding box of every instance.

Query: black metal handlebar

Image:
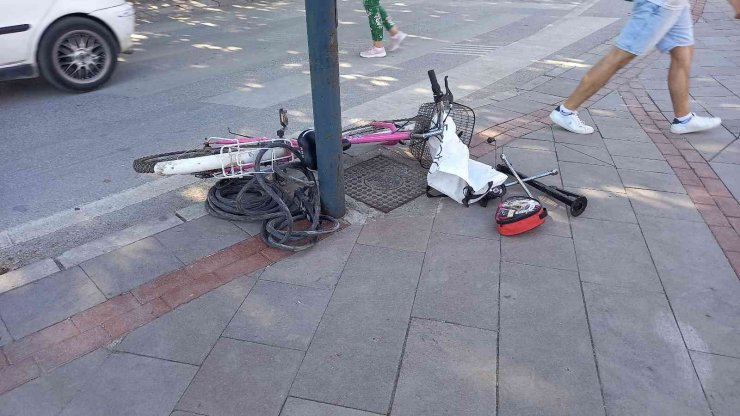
[428,70,443,102]
[427,69,454,104]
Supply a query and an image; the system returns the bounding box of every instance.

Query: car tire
[37,17,118,92]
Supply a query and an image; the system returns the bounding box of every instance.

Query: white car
[0,0,135,92]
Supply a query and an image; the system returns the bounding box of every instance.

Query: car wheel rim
[53,30,111,84]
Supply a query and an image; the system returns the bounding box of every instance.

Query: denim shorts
[616,0,694,56]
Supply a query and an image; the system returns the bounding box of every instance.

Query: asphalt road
[0,0,627,269]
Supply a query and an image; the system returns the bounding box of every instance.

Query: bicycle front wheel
[133,149,216,174]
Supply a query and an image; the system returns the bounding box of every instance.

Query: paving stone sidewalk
[1,0,739,415]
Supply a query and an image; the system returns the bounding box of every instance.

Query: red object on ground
[495,196,548,236]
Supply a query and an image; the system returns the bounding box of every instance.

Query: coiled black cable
[205,143,341,251]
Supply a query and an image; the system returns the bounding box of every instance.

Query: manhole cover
[345,155,427,213]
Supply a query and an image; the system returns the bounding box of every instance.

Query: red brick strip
[626,81,740,279]
[0,235,290,394]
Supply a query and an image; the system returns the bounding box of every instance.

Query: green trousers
[364,0,395,41]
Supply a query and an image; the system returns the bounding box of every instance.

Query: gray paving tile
[432,198,500,240]
[533,77,580,98]
[553,127,607,148]
[390,319,497,416]
[612,155,673,174]
[0,349,109,416]
[280,398,382,416]
[691,351,740,416]
[588,107,634,120]
[568,187,637,223]
[491,96,548,114]
[627,188,702,222]
[505,138,556,152]
[357,215,433,253]
[618,167,686,194]
[479,146,562,187]
[116,275,256,365]
[710,139,740,165]
[702,101,740,121]
[224,280,331,351]
[639,217,740,358]
[0,259,59,295]
[572,218,662,291]
[589,91,629,113]
[710,162,740,200]
[499,262,603,416]
[502,233,577,271]
[604,140,664,160]
[0,267,105,339]
[260,226,360,288]
[0,318,11,347]
[413,233,499,330]
[155,215,248,264]
[560,66,589,81]
[290,245,424,414]
[529,189,573,238]
[595,124,652,143]
[559,161,624,193]
[522,127,554,141]
[583,284,711,416]
[177,338,302,416]
[555,142,614,166]
[475,105,523,132]
[60,352,197,416]
[81,237,184,298]
[232,219,263,236]
[518,90,566,105]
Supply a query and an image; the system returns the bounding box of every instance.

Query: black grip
[428,70,442,97]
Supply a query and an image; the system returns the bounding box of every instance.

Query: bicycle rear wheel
[133,148,216,174]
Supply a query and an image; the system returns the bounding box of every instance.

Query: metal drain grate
[345,155,427,213]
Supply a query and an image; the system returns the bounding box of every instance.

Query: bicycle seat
[297,129,351,171]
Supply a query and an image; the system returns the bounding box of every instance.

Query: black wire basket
[410,102,476,168]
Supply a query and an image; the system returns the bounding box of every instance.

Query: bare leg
[389,26,399,36]
[373,41,383,48]
[563,47,636,110]
[668,45,693,118]
[731,0,740,18]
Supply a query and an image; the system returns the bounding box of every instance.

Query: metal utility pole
[304,0,346,218]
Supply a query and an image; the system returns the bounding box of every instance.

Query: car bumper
[90,2,136,53]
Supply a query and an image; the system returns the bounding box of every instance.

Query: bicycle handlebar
[428,70,443,101]
[428,69,453,104]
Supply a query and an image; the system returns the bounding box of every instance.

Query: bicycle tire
[133,148,216,174]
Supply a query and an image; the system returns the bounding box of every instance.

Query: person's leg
[361,0,387,57]
[730,0,740,18]
[378,3,407,51]
[549,48,635,134]
[657,5,722,133]
[667,45,693,118]
[364,0,384,47]
[562,48,636,110]
[551,0,677,134]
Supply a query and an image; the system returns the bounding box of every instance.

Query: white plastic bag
[426,114,507,205]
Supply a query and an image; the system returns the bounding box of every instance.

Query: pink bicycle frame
[344,121,412,146]
[211,120,411,149]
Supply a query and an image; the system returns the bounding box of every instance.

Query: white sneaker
[670,113,722,134]
[550,106,595,134]
[360,47,386,58]
[389,32,407,51]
